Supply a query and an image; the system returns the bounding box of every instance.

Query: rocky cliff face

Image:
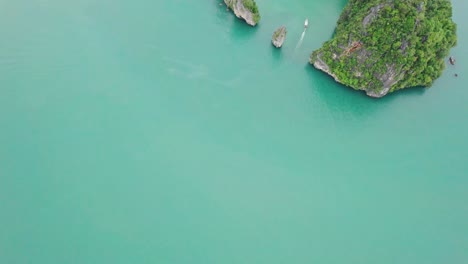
[224,0,260,26]
[310,0,457,98]
[272,26,287,48]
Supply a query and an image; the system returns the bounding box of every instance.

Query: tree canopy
[311,0,457,96]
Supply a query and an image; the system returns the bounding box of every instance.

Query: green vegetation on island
[242,0,260,24]
[310,0,457,97]
[224,0,260,26]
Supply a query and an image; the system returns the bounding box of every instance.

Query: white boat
[304,18,309,28]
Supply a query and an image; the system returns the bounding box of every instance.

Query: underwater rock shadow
[304,65,392,120]
[304,64,428,122]
[270,44,283,63]
[305,64,426,99]
[228,17,259,41]
[213,0,260,40]
[213,0,259,40]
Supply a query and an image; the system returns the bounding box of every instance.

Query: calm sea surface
[1,0,467,263]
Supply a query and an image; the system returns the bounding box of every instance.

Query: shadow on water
[304,65,387,120]
[271,44,282,62]
[229,17,259,41]
[386,85,427,99]
[213,0,258,40]
[305,64,428,120]
[340,0,349,9]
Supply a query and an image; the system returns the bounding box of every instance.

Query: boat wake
[295,18,309,50]
[295,29,306,50]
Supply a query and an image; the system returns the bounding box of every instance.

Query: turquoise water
[1,0,467,263]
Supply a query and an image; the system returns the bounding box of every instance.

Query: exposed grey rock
[312,53,403,98]
[367,64,403,98]
[362,4,384,28]
[272,26,287,48]
[224,0,258,26]
[313,54,341,84]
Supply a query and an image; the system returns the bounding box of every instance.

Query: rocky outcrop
[224,0,260,26]
[449,56,456,65]
[313,54,340,84]
[362,4,384,28]
[272,26,287,48]
[310,0,457,98]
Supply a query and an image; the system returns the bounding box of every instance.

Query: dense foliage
[242,0,260,24]
[310,0,457,96]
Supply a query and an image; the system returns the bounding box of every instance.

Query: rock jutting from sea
[224,0,261,26]
[272,26,287,48]
[310,0,457,98]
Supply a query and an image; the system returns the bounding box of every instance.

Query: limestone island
[310,0,457,98]
[224,0,260,26]
[272,26,287,48]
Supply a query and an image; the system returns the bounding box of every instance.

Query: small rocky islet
[223,0,457,98]
[272,26,287,48]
